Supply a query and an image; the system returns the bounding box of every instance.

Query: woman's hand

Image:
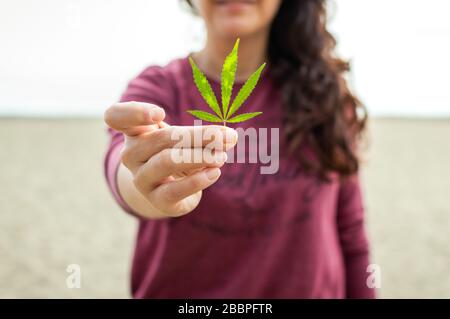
[104,101,238,218]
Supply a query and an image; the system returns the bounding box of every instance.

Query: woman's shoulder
[120,56,190,112]
[134,56,190,87]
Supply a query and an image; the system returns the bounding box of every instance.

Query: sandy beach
[0,118,449,298]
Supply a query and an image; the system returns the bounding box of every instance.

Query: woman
[104,0,374,298]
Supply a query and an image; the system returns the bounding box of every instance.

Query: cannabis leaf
[186,110,222,123]
[189,57,222,119]
[227,63,266,119]
[187,38,265,125]
[221,38,239,118]
[227,112,263,123]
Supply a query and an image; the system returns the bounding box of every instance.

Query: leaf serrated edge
[189,57,223,119]
[187,110,223,123]
[226,62,266,120]
[226,112,263,123]
[221,38,239,119]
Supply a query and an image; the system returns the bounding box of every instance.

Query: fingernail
[149,108,165,122]
[205,168,221,180]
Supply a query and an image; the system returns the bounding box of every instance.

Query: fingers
[134,148,227,193]
[150,168,221,213]
[122,125,238,167]
[104,101,166,136]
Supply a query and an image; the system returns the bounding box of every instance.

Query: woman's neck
[194,30,269,83]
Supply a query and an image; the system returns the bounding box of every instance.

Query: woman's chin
[216,20,259,38]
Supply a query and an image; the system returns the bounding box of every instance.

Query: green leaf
[187,39,266,125]
[221,38,239,118]
[227,62,266,119]
[226,112,263,123]
[189,57,222,119]
[186,110,223,123]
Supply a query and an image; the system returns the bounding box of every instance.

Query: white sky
[0,0,449,117]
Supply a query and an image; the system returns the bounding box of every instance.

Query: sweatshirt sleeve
[336,174,376,298]
[103,65,178,216]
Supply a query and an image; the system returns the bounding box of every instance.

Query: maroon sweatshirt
[104,56,375,299]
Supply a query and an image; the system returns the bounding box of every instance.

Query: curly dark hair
[184,0,367,179]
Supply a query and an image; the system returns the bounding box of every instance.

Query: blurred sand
[0,118,449,298]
